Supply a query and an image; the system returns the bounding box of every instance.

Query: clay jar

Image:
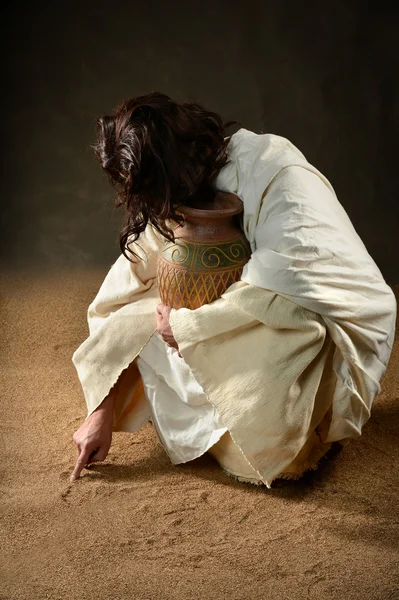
[157,191,251,310]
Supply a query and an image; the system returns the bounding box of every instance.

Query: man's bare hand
[70,399,114,482]
[156,303,180,353]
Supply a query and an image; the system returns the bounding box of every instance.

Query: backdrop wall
[3,1,398,282]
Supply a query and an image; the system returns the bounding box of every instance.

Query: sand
[0,269,398,600]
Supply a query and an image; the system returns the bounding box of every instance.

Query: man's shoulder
[230,129,307,163]
[231,127,296,145]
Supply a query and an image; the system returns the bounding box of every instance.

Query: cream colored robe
[72,129,396,486]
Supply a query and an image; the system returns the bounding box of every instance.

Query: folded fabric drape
[72,128,396,487]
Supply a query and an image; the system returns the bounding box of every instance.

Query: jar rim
[176,192,243,219]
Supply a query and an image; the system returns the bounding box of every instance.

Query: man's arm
[70,388,116,482]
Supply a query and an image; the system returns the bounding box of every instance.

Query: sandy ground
[0,269,398,600]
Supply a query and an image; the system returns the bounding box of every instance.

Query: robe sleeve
[86,225,162,335]
[72,225,163,424]
[169,280,334,486]
[169,165,396,447]
[240,165,397,440]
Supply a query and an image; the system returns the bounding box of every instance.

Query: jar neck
[174,215,242,244]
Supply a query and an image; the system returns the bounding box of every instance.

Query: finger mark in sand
[306,575,327,597]
[163,505,196,515]
[53,341,78,351]
[145,537,155,545]
[61,486,72,501]
[118,539,135,548]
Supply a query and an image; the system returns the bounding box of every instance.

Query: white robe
[137,332,228,464]
[72,128,396,485]
[212,129,396,442]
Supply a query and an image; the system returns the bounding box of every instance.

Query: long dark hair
[93,92,240,261]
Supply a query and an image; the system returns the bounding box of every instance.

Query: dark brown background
[1,6,399,599]
[2,1,398,282]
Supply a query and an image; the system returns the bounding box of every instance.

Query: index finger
[70,446,92,482]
